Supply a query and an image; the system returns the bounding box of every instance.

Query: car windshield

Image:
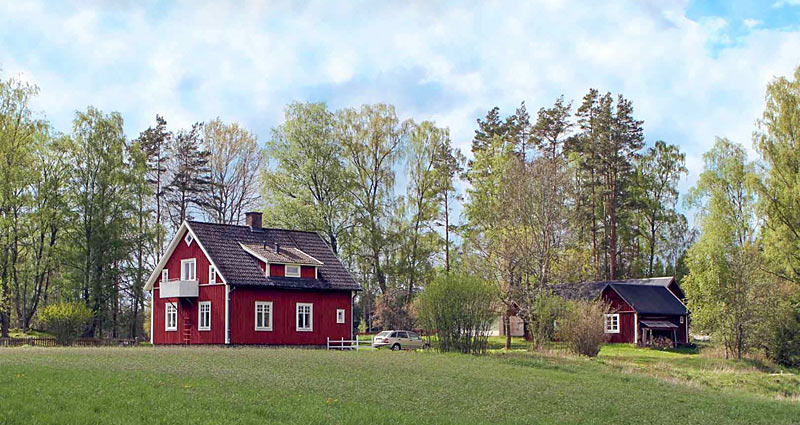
[376,331,391,337]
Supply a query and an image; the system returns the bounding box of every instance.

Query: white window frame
[285,264,301,278]
[165,302,178,332]
[181,258,196,281]
[604,313,620,334]
[161,269,169,283]
[184,232,194,246]
[296,303,313,332]
[336,308,346,324]
[255,301,273,331]
[209,265,217,284]
[198,301,211,331]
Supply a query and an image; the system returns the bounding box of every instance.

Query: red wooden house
[144,212,361,345]
[554,277,689,346]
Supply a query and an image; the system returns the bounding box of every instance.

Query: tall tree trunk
[503,313,511,350]
[444,190,450,272]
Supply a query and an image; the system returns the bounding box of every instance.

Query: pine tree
[165,123,210,228]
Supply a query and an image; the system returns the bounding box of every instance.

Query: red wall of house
[301,266,316,278]
[154,232,214,289]
[270,264,284,277]
[152,230,226,344]
[153,285,227,344]
[602,286,636,344]
[606,312,635,343]
[230,287,352,345]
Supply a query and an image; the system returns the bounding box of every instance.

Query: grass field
[1,344,798,425]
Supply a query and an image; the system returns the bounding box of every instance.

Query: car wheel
[391,343,401,351]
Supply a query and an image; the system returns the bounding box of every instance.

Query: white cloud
[773,0,800,7]
[1,0,799,212]
[743,18,762,28]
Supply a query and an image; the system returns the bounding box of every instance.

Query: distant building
[552,277,689,346]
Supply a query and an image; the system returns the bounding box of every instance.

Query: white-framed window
[296,303,313,332]
[181,258,196,281]
[198,301,211,331]
[604,314,620,334]
[184,232,194,246]
[285,264,301,278]
[209,265,217,284]
[161,269,169,283]
[255,301,273,331]
[165,302,177,331]
[336,308,346,324]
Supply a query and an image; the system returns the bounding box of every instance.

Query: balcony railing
[159,278,199,298]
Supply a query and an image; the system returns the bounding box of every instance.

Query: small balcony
[159,279,199,298]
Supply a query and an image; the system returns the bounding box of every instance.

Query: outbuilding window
[165,302,178,331]
[604,314,620,334]
[198,301,211,331]
[161,269,169,283]
[255,302,273,331]
[296,303,313,332]
[337,309,346,324]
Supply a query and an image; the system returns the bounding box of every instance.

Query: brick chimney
[245,212,262,230]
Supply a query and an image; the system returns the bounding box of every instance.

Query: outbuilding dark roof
[188,221,360,291]
[609,284,687,315]
[549,276,687,315]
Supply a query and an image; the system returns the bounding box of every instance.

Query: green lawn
[1,345,798,424]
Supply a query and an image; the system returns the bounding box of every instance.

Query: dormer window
[185,233,194,246]
[285,265,300,277]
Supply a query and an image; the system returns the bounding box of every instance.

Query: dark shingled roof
[549,277,687,315]
[188,221,360,291]
[610,284,687,315]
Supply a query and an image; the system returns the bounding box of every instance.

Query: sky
[2,0,800,214]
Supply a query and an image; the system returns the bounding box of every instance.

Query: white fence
[326,336,374,351]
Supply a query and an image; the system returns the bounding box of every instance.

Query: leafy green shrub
[524,291,566,349]
[764,299,800,368]
[557,299,610,357]
[416,271,496,354]
[39,302,92,346]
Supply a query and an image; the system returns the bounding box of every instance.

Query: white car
[372,330,430,351]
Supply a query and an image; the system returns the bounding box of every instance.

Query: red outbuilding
[554,277,690,346]
[144,212,361,345]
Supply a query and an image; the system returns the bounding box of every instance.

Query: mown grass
[1,346,798,425]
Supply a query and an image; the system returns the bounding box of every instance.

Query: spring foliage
[416,272,496,354]
[39,302,92,345]
[557,299,610,357]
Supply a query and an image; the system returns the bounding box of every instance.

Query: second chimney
[274,242,280,254]
[245,211,262,231]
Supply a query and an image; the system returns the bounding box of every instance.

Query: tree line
[0,74,262,337]
[2,64,799,365]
